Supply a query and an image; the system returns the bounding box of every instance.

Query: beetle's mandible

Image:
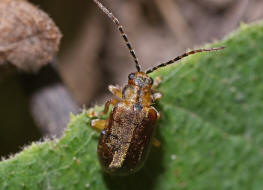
[91,0,225,176]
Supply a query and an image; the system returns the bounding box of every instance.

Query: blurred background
[1,0,263,158]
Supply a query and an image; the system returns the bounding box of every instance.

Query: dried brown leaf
[0,0,62,72]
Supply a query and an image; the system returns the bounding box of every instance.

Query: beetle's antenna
[93,0,141,72]
[146,47,225,74]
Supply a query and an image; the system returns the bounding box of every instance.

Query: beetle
[91,0,224,176]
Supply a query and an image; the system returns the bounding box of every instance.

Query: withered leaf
[0,0,62,72]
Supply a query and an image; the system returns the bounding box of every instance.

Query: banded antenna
[146,47,225,74]
[93,0,141,72]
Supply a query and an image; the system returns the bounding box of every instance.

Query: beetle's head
[128,72,153,88]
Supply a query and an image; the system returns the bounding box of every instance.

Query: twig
[154,0,194,48]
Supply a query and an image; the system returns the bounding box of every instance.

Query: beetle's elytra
[91,0,225,176]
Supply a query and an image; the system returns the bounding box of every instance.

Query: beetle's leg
[152,76,162,89]
[91,119,106,132]
[90,98,118,132]
[88,98,120,118]
[103,98,119,114]
[149,107,161,120]
[153,92,162,101]
[152,138,160,148]
[87,108,97,118]
[152,77,162,101]
[157,111,161,120]
[149,107,161,147]
[109,85,122,98]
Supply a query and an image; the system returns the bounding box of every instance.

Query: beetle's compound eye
[149,77,154,85]
[128,73,135,80]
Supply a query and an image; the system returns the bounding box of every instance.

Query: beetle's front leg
[152,77,162,101]
[153,92,162,101]
[109,85,122,99]
[88,98,120,118]
[103,98,119,114]
[152,76,162,89]
[90,98,119,132]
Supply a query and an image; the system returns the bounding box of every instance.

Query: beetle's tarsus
[91,119,106,132]
[109,85,122,98]
[152,76,162,89]
[103,98,120,114]
[153,92,162,101]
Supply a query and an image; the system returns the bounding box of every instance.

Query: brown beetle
[91,0,224,176]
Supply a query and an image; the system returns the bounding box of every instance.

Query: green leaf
[1,22,263,190]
